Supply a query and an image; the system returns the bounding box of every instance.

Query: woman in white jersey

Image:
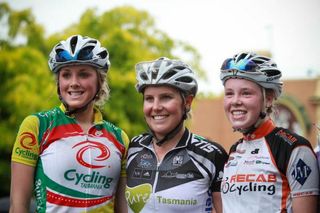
[125,57,228,213]
[219,52,319,213]
[10,35,129,213]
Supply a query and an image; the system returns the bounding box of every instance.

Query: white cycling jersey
[221,119,319,213]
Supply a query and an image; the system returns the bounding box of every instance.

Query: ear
[265,90,275,106]
[185,95,194,110]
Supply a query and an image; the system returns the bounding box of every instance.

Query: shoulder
[130,133,151,147]
[229,138,244,154]
[266,127,312,150]
[101,120,130,145]
[188,133,228,160]
[33,106,63,119]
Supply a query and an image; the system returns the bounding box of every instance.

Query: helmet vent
[264,69,281,77]
[177,76,192,83]
[70,36,78,54]
[161,70,177,80]
[97,50,107,59]
[78,46,94,60]
[140,72,148,81]
[151,68,158,80]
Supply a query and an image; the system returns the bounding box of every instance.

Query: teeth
[69,91,83,97]
[232,111,245,115]
[153,115,166,120]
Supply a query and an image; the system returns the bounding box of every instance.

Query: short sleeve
[211,143,229,192]
[11,115,40,167]
[120,130,130,178]
[286,146,320,197]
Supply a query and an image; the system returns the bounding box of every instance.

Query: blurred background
[1,0,319,209]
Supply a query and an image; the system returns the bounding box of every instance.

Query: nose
[70,74,80,88]
[152,98,163,111]
[231,94,242,106]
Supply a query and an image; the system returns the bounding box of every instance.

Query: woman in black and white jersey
[219,52,319,213]
[125,57,228,213]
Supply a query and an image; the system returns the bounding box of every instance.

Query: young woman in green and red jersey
[10,35,129,213]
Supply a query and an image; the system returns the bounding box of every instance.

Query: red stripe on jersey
[47,190,112,207]
[40,123,83,153]
[101,129,126,155]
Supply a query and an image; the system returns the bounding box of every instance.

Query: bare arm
[114,177,128,213]
[212,192,222,213]
[9,162,35,213]
[292,196,318,213]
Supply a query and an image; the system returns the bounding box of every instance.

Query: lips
[231,110,246,120]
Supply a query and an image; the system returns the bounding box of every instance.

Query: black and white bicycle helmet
[135,57,198,96]
[220,52,283,98]
[48,35,110,73]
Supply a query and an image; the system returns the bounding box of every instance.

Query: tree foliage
[0,3,204,196]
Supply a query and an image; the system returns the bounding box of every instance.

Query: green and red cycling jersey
[11,105,129,213]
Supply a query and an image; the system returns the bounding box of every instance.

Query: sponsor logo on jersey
[15,132,38,160]
[172,155,184,167]
[192,137,220,153]
[132,168,152,179]
[72,141,110,169]
[222,173,277,196]
[236,148,246,154]
[156,196,197,206]
[64,169,113,189]
[251,148,259,154]
[138,157,153,169]
[225,156,240,168]
[162,171,195,179]
[126,184,152,213]
[276,129,297,144]
[291,159,311,185]
[20,132,37,149]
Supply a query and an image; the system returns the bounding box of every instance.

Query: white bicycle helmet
[220,52,283,98]
[48,35,110,73]
[135,57,198,96]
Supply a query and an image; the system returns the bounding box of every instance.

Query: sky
[4,0,320,94]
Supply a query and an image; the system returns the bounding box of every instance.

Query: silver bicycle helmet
[220,52,283,98]
[48,35,110,73]
[135,57,198,96]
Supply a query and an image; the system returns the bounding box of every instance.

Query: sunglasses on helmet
[221,58,258,73]
[55,48,94,62]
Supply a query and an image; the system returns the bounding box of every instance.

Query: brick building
[189,78,320,151]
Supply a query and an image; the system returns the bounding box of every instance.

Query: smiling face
[58,65,99,111]
[223,78,265,130]
[143,85,193,139]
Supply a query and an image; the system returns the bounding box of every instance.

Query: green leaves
[0,3,204,196]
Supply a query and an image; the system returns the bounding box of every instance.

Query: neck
[153,127,185,161]
[73,104,95,126]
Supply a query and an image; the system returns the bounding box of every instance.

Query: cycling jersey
[11,105,129,213]
[126,128,228,213]
[221,119,319,213]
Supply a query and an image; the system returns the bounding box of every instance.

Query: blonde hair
[95,69,110,108]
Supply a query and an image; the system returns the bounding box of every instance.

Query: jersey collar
[141,128,190,149]
[244,119,276,141]
[59,104,104,124]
